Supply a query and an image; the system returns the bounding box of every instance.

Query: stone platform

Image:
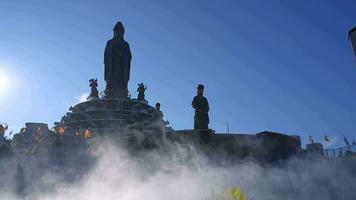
[55,98,168,136]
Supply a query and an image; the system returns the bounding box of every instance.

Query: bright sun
[0,69,10,97]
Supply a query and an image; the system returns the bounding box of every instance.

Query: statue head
[197,84,204,95]
[138,83,145,89]
[113,21,125,38]
[155,102,161,110]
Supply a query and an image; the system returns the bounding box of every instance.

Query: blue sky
[1,0,356,147]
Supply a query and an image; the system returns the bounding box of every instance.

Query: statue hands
[137,82,147,101]
[88,78,99,99]
[89,79,98,88]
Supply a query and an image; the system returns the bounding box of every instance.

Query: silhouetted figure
[309,136,314,144]
[192,84,209,130]
[153,102,163,121]
[324,135,330,142]
[0,126,12,156]
[0,123,7,150]
[0,123,8,135]
[88,79,99,99]
[137,82,147,101]
[104,21,132,98]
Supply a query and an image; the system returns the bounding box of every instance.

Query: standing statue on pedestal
[153,102,163,121]
[192,84,209,130]
[104,21,132,98]
[87,79,99,99]
[137,82,147,101]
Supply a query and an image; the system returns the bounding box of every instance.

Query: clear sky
[1,0,356,147]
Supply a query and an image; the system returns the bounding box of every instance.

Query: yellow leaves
[211,187,249,200]
[224,187,249,200]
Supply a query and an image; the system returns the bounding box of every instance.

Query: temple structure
[5,21,301,163]
[54,22,170,136]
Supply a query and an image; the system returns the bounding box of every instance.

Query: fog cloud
[0,134,355,200]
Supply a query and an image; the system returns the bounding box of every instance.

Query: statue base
[55,97,170,135]
[103,88,128,99]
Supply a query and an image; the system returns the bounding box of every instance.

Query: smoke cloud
[0,132,355,200]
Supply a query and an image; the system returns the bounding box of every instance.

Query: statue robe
[104,37,132,95]
[192,95,209,130]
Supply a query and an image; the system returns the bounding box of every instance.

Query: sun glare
[0,69,11,97]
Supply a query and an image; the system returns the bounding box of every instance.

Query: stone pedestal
[55,98,167,136]
[103,88,128,100]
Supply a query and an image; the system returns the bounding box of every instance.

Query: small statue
[309,136,314,144]
[0,123,8,134]
[137,82,147,101]
[153,102,163,121]
[88,79,99,99]
[192,84,209,130]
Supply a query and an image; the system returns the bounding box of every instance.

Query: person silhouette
[192,84,209,130]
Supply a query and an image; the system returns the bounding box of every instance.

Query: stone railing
[324,144,356,159]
